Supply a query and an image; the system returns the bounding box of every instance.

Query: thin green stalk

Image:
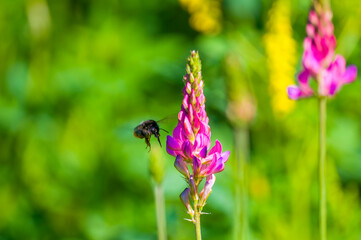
[234,126,249,240]
[155,184,167,240]
[194,199,202,240]
[318,97,327,240]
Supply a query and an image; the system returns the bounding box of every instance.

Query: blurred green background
[1,0,361,239]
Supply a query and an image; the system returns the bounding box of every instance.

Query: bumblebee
[133,120,168,151]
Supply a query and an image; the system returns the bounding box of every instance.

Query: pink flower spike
[289,6,357,99]
[166,51,229,214]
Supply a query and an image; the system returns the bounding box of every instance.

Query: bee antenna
[159,128,169,133]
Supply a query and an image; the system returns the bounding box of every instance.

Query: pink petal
[208,140,222,155]
[166,135,180,150]
[182,93,189,110]
[200,174,216,206]
[188,104,194,124]
[194,133,211,152]
[343,65,357,84]
[191,89,196,105]
[306,24,315,37]
[173,124,183,140]
[298,70,310,84]
[193,112,200,130]
[166,147,176,157]
[178,109,185,122]
[303,49,321,74]
[183,116,193,138]
[309,10,319,25]
[221,151,230,163]
[287,85,302,100]
[183,141,193,159]
[328,81,338,96]
[193,157,201,175]
[211,156,226,174]
[200,154,217,176]
[200,146,208,158]
[333,55,346,74]
[186,82,192,94]
[319,70,336,96]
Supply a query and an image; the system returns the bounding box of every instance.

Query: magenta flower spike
[167,51,230,238]
[287,6,357,100]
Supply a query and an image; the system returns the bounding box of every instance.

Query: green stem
[194,199,202,240]
[318,97,327,240]
[155,184,167,240]
[234,126,249,240]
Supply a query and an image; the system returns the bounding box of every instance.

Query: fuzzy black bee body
[134,120,164,151]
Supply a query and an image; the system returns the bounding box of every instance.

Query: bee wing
[116,117,149,141]
[155,114,178,134]
[156,113,178,124]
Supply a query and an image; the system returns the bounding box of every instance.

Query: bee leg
[145,137,151,152]
[156,135,162,147]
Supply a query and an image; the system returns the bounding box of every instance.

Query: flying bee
[133,120,169,151]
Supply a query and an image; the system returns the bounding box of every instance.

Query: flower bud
[189,175,198,201]
[149,145,165,184]
[180,188,193,215]
[174,155,189,177]
[200,174,216,206]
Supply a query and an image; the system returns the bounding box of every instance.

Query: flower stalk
[194,198,202,240]
[234,126,249,240]
[224,53,255,240]
[318,97,327,240]
[155,184,167,240]
[149,145,167,240]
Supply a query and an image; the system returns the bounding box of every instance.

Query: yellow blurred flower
[179,0,222,34]
[264,0,297,115]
